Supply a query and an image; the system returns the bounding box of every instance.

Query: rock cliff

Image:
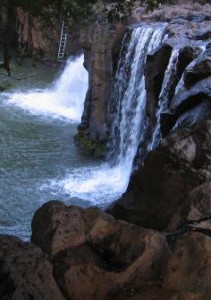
[77,0,211,159]
[16,8,59,59]
[76,19,125,157]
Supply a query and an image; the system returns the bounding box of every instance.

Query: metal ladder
[58,20,68,60]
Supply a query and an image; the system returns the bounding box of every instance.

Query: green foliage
[75,130,106,159]
[0,80,12,91]
[14,0,100,27]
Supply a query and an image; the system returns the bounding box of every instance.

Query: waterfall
[109,25,165,172]
[49,24,166,204]
[6,55,88,121]
[149,48,180,149]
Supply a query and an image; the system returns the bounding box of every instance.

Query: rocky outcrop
[163,232,211,298]
[109,120,211,232]
[188,181,211,221]
[16,8,59,59]
[0,235,65,300]
[31,201,169,300]
[77,1,211,158]
[15,8,82,60]
[76,20,125,157]
[2,198,211,299]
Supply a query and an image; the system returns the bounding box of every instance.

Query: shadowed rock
[109,120,211,232]
[32,202,169,300]
[164,232,211,297]
[0,235,65,300]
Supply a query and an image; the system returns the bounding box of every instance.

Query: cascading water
[149,48,180,149]
[0,26,166,240]
[109,25,166,174]
[55,25,166,202]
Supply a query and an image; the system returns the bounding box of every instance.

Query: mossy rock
[0,81,13,92]
[75,130,107,159]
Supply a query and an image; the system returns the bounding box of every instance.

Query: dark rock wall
[76,20,125,157]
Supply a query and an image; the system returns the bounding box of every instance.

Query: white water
[109,25,165,176]
[3,27,165,208]
[149,48,180,149]
[40,26,165,204]
[6,55,88,122]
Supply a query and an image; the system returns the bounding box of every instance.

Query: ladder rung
[58,20,68,59]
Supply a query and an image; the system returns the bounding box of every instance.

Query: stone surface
[16,8,59,59]
[145,44,172,120]
[32,202,169,300]
[188,181,211,221]
[78,21,125,148]
[164,232,211,296]
[31,200,86,257]
[109,120,211,232]
[0,235,65,300]
[184,47,211,88]
[111,286,202,300]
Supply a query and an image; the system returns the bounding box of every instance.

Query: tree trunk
[0,0,14,76]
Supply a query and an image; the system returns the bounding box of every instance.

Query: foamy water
[44,163,130,205]
[6,56,88,122]
[3,55,128,210]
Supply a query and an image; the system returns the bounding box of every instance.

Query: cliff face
[16,8,59,59]
[77,1,211,159]
[108,0,211,227]
[15,8,82,60]
[76,20,125,157]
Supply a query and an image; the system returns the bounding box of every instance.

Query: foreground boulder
[2,200,211,299]
[109,120,211,232]
[164,232,211,298]
[0,235,65,300]
[32,201,169,300]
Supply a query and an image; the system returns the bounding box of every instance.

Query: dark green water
[0,57,96,240]
[0,56,125,240]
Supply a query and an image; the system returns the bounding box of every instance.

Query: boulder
[110,286,202,300]
[0,235,65,300]
[184,47,211,88]
[31,200,86,257]
[32,202,170,300]
[188,181,211,221]
[109,120,211,232]
[163,232,211,297]
[161,77,211,135]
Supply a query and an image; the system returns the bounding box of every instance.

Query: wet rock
[145,44,172,119]
[0,235,65,300]
[171,99,211,133]
[109,121,211,232]
[77,21,125,153]
[163,232,211,297]
[31,200,86,257]
[184,48,211,88]
[188,220,211,238]
[32,202,169,300]
[161,77,211,135]
[188,181,211,221]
